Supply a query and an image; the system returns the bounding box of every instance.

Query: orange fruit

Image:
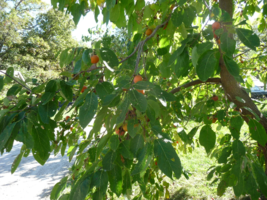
[212,22,220,30]
[65,116,70,120]
[146,28,153,36]
[134,75,143,83]
[81,86,87,93]
[212,96,218,101]
[91,55,99,64]
[122,124,128,131]
[137,89,145,95]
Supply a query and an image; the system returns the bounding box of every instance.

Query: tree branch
[70,67,104,81]
[0,69,32,92]
[119,15,171,66]
[170,78,221,94]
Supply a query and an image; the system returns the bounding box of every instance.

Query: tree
[1,0,267,199]
[0,0,78,72]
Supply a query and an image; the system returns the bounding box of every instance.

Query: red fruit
[212,96,218,101]
[176,141,179,144]
[65,116,70,120]
[81,86,87,93]
[134,75,143,83]
[137,89,145,95]
[212,22,221,30]
[91,55,99,64]
[146,28,153,36]
[155,161,158,165]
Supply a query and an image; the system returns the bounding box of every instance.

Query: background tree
[1,0,78,74]
[1,0,267,200]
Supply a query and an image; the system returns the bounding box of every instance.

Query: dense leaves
[1,0,267,199]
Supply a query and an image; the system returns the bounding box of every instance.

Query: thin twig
[170,78,221,94]
[0,69,32,92]
[71,67,105,80]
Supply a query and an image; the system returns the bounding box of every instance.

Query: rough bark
[219,0,267,174]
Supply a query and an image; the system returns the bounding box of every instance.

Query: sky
[41,0,100,41]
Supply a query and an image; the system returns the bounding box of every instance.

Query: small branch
[170,78,221,94]
[0,69,32,92]
[119,15,171,67]
[70,67,104,81]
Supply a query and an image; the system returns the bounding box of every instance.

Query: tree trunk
[219,0,267,175]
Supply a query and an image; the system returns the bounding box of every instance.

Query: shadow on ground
[166,188,192,200]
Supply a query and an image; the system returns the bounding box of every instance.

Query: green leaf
[7,84,22,96]
[131,143,154,175]
[32,149,49,165]
[92,170,108,195]
[79,93,98,128]
[0,123,16,151]
[127,119,140,138]
[16,120,34,149]
[108,164,123,197]
[252,163,267,197]
[95,82,114,100]
[128,90,147,112]
[220,32,236,56]
[122,169,132,195]
[183,6,196,27]
[96,133,111,159]
[116,97,130,125]
[171,8,184,27]
[232,140,245,160]
[67,146,77,162]
[91,107,108,134]
[73,58,82,74]
[100,48,119,68]
[50,177,68,200]
[38,100,58,124]
[248,119,267,146]
[168,45,186,66]
[103,150,117,171]
[41,80,57,105]
[60,81,73,102]
[196,50,219,82]
[223,55,240,77]
[217,180,228,196]
[109,135,119,151]
[133,81,155,90]
[11,152,24,174]
[197,42,213,56]
[60,49,69,68]
[236,28,260,51]
[32,125,50,160]
[82,49,93,65]
[199,125,216,154]
[5,67,14,83]
[229,116,243,139]
[173,49,190,79]
[130,134,144,156]
[0,75,4,91]
[69,175,91,200]
[120,140,134,160]
[110,4,121,22]
[218,147,232,163]
[154,139,182,179]
[151,124,172,140]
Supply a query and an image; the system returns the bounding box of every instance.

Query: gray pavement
[0,141,74,200]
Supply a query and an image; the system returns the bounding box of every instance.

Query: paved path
[0,141,75,200]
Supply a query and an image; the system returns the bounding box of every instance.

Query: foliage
[0,0,78,71]
[1,0,267,200]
